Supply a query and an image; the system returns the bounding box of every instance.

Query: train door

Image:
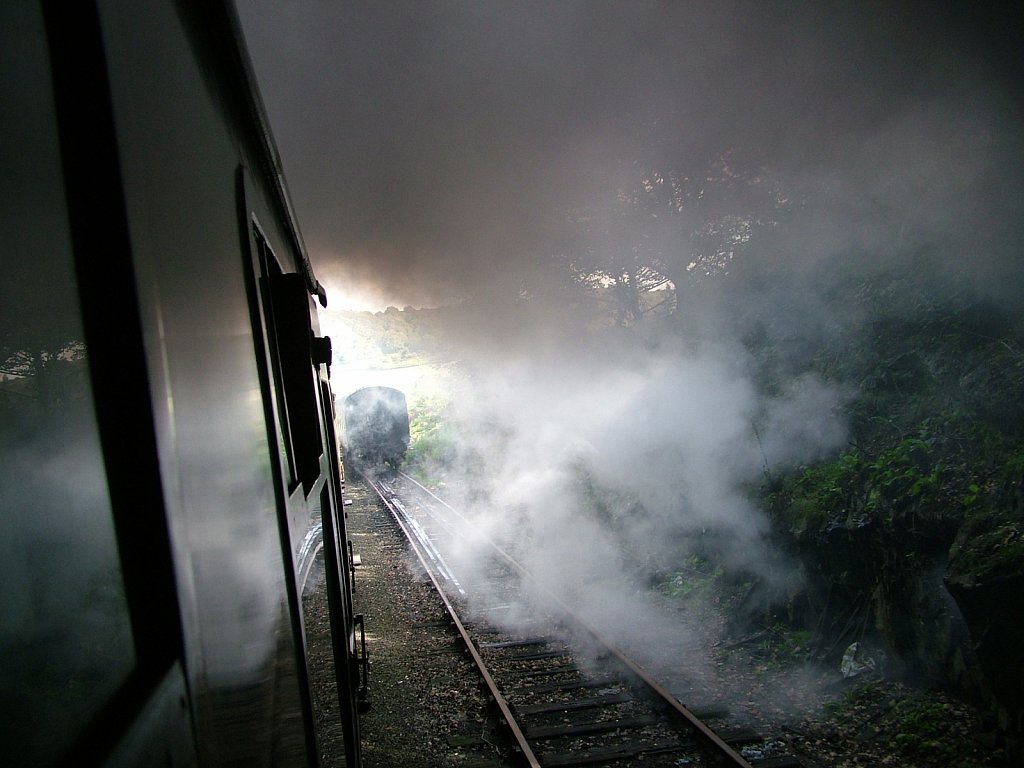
[241,181,363,766]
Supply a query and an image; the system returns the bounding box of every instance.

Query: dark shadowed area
[236,0,1023,313]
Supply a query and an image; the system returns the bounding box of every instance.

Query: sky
[235,0,1023,312]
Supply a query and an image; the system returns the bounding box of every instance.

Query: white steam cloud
[426,332,846,671]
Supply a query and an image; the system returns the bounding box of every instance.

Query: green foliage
[805,682,998,768]
[887,697,990,766]
[404,394,457,475]
[774,412,1015,547]
[768,401,1023,670]
[842,679,883,706]
[655,555,723,599]
[866,438,941,512]
[949,510,1024,585]
[780,450,866,533]
[334,306,454,366]
[754,624,813,665]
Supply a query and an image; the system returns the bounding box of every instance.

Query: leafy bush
[888,697,990,766]
[404,395,458,475]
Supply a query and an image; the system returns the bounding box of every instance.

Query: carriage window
[0,4,135,763]
[251,227,324,493]
[252,229,298,486]
[267,271,324,491]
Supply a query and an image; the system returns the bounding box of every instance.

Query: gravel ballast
[303,475,514,768]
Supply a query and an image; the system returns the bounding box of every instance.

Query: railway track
[365,471,803,768]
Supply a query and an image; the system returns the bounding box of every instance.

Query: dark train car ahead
[342,387,411,470]
[1,2,365,766]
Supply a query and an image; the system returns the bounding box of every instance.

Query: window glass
[253,227,298,485]
[0,3,136,763]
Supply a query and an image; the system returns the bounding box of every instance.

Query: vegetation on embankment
[758,265,1024,748]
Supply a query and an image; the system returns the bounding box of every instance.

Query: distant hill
[324,306,457,369]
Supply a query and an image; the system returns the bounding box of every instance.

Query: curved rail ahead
[368,474,542,767]
[368,471,758,768]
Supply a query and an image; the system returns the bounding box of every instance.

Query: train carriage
[342,387,411,471]
[0,2,365,765]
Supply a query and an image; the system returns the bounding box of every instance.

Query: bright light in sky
[313,260,405,313]
[314,292,452,405]
[309,248,445,312]
[321,281,392,312]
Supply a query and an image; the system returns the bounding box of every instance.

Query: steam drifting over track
[365,471,804,767]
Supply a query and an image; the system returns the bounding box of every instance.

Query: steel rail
[297,521,324,593]
[367,475,542,768]
[378,480,466,594]
[397,471,755,768]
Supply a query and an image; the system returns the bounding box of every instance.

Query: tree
[564,191,670,327]
[0,272,86,416]
[635,151,781,324]
[560,151,782,330]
